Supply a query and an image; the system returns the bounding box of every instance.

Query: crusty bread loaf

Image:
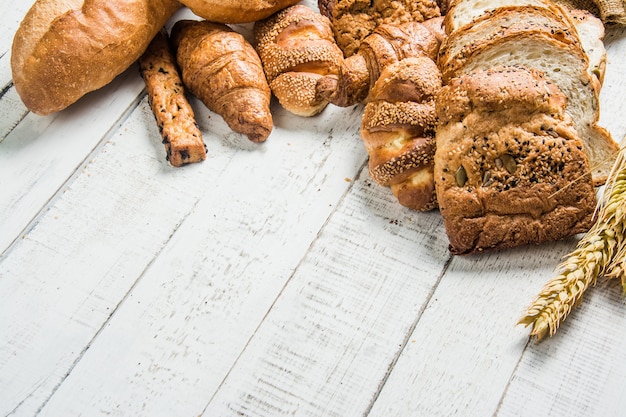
[434,66,596,254]
[438,4,618,185]
[11,0,182,115]
[179,0,300,23]
[569,8,607,85]
[443,0,607,85]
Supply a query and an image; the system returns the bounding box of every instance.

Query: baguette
[11,0,182,115]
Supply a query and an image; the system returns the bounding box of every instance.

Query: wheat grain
[519,150,626,340]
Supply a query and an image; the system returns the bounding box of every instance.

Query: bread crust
[171,20,273,143]
[11,0,182,115]
[179,0,300,23]
[434,66,596,254]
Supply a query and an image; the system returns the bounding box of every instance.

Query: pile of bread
[10,0,620,254]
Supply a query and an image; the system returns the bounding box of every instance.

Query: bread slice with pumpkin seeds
[434,66,596,255]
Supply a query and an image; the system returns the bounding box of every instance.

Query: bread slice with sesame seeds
[434,66,597,254]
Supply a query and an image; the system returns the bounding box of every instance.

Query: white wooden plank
[198,174,452,417]
[0,65,146,254]
[0,97,227,417]
[496,281,626,417]
[365,241,578,417]
[1,96,368,416]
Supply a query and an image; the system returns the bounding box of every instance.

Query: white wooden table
[2,1,626,416]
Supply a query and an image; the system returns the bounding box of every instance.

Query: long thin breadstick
[139,29,206,167]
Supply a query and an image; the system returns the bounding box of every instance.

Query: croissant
[316,18,444,108]
[170,19,273,142]
[360,56,443,211]
[254,5,344,116]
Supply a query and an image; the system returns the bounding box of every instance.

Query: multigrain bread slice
[434,66,597,254]
[443,0,607,85]
[438,19,618,184]
[443,0,571,33]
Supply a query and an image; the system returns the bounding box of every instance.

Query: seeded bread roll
[361,56,443,211]
[11,0,182,115]
[434,66,596,254]
[179,0,300,23]
[254,5,344,117]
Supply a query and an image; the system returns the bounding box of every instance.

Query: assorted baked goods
[9,0,621,253]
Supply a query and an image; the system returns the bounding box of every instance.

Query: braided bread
[254,5,344,117]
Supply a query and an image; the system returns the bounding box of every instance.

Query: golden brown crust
[316,20,443,108]
[11,0,182,115]
[179,0,300,23]
[171,20,273,143]
[139,29,206,167]
[254,5,344,116]
[434,66,596,254]
[319,0,441,57]
[361,56,443,211]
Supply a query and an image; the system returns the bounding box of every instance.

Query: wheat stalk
[518,150,626,340]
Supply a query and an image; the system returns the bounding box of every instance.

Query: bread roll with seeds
[434,66,596,254]
[254,5,344,117]
[171,20,272,143]
[316,19,444,108]
[361,56,442,211]
[139,29,206,167]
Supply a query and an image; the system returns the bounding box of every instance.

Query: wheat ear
[518,150,626,340]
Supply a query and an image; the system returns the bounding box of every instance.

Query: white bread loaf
[179,0,300,23]
[438,1,618,185]
[444,0,607,85]
[11,0,182,115]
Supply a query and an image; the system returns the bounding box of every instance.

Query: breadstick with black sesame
[139,29,207,167]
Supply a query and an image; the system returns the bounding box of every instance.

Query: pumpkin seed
[500,154,517,173]
[455,165,467,186]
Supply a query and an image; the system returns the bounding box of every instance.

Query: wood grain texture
[1,1,626,417]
